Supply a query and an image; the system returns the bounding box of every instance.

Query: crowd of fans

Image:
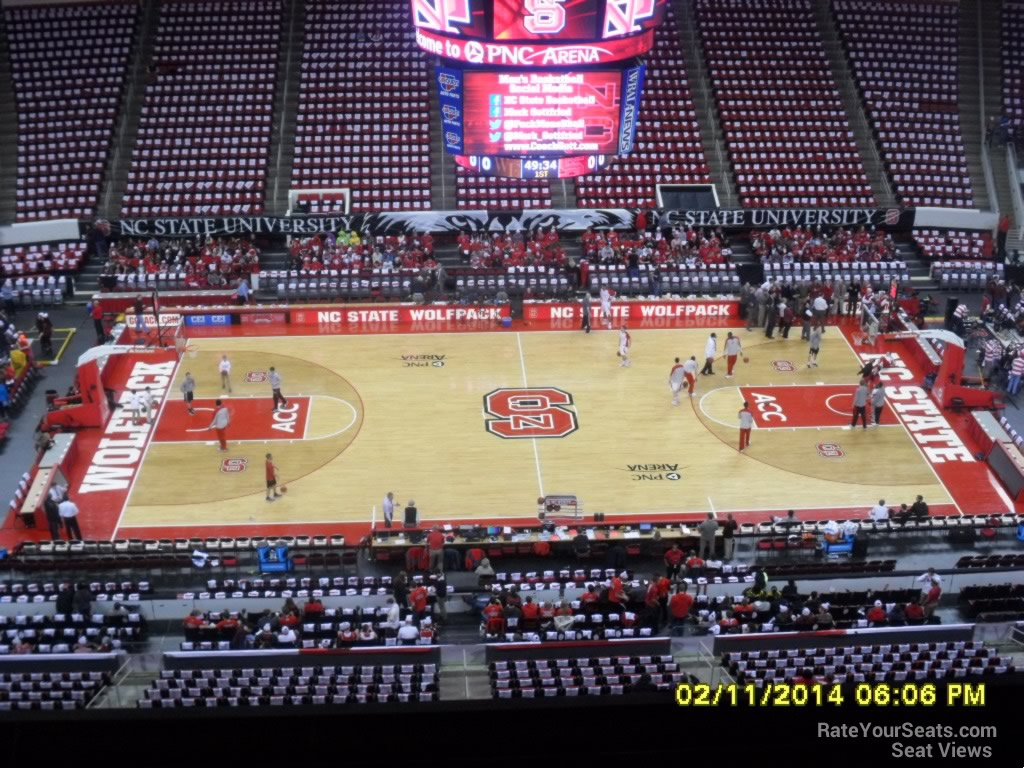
[288,230,437,272]
[456,228,566,269]
[581,225,732,269]
[752,226,897,264]
[102,236,260,289]
[181,585,444,650]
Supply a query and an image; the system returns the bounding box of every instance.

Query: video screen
[462,70,622,156]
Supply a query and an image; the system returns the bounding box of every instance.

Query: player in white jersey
[669,357,686,405]
[724,332,742,378]
[599,285,612,327]
[618,325,631,367]
[219,354,232,394]
[682,356,698,397]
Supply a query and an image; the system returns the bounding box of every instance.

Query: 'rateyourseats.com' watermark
[817,722,996,758]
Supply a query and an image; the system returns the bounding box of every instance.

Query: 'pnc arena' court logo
[816,443,845,459]
[483,387,578,439]
[771,360,796,372]
[245,371,268,383]
[220,458,248,473]
[624,463,681,482]
[401,354,446,368]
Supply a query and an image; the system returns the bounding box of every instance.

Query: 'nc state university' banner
[102,207,917,238]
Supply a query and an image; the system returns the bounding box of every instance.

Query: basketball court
[72,318,1009,542]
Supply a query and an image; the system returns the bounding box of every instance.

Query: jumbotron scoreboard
[412,0,664,179]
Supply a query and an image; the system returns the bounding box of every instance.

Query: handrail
[976,0,998,216]
[272,0,298,215]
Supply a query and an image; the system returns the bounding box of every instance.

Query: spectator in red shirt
[609,576,627,605]
[655,575,671,625]
[183,610,207,631]
[303,597,323,618]
[669,583,694,634]
[904,601,925,622]
[921,579,941,618]
[866,600,887,624]
[410,584,429,620]
[644,578,660,628]
[426,526,445,573]
[520,596,540,623]
[215,611,239,632]
[664,543,684,580]
[482,597,504,634]
[579,584,599,610]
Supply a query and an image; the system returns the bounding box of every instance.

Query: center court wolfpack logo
[245,371,267,383]
[220,458,248,473]
[483,387,578,439]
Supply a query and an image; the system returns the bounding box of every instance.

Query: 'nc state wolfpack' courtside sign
[483,387,579,439]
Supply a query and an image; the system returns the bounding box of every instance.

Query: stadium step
[100,0,161,221]
[0,22,18,223]
[957,0,990,211]
[675,0,736,208]
[813,0,895,209]
[265,0,305,216]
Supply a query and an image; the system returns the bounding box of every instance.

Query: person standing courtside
[721,513,738,561]
[219,354,232,394]
[382,491,396,528]
[701,332,717,375]
[871,382,887,427]
[58,495,82,541]
[269,367,287,412]
[698,513,718,560]
[580,291,591,333]
[181,372,196,415]
[850,379,869,429]
[209,399,231,451]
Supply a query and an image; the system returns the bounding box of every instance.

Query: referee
[269,366,288,412]
[581,292,591,333]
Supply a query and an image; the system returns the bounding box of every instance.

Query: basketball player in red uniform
[265,453,280,502]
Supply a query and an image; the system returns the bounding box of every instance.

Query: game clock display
[454,153,612,179]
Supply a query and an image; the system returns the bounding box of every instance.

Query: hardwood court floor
[117,327,954,531]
